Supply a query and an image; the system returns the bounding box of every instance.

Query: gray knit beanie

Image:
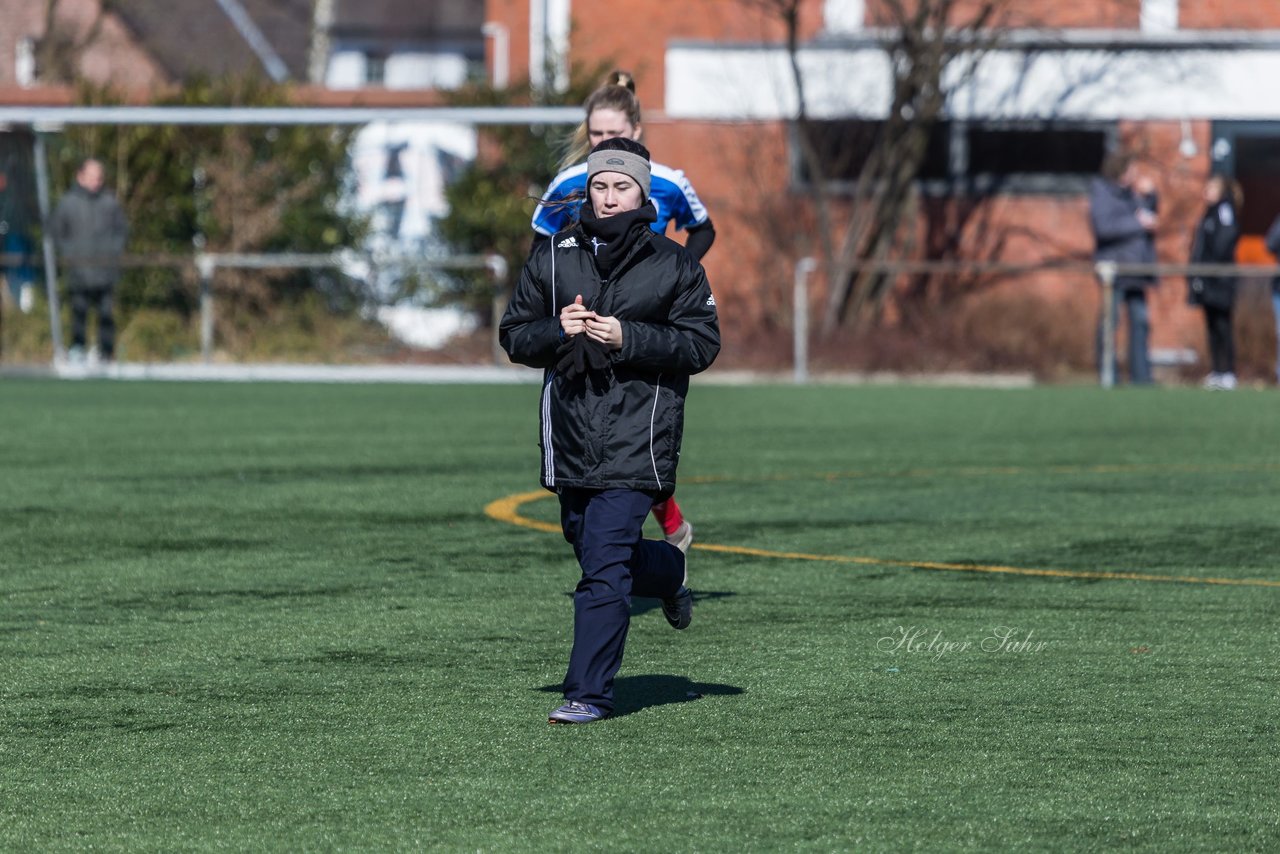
[587,137,651,200]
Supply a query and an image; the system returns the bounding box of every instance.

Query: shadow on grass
[537,674,745,718]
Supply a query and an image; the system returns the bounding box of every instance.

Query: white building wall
[384,53,469,89]
[824,0,865,33]
[666,41,1280,121]
[326,50,472,90]
[1141,0,1179,33]
[326,51,366,88]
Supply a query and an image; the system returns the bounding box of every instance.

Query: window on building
[366,53,387,86]
[966,126,1104,175]
[794,119,1111,195]
[964,123,1109,192]
[795,120,951,189]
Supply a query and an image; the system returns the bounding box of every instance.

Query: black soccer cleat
[662,586,693,630]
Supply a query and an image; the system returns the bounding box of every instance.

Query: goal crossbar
[16,104,573,361]
[0,105,583,127]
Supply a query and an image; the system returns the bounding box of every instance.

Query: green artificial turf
[1,378,1278,851]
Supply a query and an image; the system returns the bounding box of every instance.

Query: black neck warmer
[579,201,657,278]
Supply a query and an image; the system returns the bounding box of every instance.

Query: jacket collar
[570,217,654,283]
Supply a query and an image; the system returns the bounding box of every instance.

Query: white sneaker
[1203,372,1222,390]
[67,345,86,365]
[665,520,694,554]
[1219,372,1237,390]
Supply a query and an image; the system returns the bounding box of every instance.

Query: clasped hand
[560,295,622,349]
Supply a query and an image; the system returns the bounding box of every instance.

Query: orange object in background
[1236,234,1274,265]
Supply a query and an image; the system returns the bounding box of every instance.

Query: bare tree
[743,0,1013,334]
[34,0,107,84]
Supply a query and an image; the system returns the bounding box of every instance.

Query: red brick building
[5,1,1279,375]
[486,0,1280,377]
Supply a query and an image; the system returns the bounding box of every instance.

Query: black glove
[555,334,611,382]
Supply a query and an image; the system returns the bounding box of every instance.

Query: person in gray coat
[51,158,128,362]
[1089,152,1158,384]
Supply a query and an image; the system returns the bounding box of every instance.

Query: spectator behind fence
[51,158,128,364]
[1189,175,1243,390]
[1265,214,1280,385]
[1089,152,1158,385]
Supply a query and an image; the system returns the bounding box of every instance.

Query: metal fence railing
[6,251,1276,382]
[4,250,508,366]
[790,258,1279,387]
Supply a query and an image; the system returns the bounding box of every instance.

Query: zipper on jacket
[573,225,653,315]
[597,231,653,312]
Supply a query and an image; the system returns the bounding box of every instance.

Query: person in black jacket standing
[1089,152,1159,384]
[500,137,720,724]
[1188,175,1242,389]
[51,158,128,364]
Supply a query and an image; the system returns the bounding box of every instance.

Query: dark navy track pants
[558,487,686,713]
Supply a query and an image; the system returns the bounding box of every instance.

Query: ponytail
[557,69,642,172]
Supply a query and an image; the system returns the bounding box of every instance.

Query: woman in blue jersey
[532,70,715,552]
[532,70,716,262]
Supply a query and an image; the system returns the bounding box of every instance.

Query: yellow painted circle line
[484,489,562,534]
[483,481,1280,589]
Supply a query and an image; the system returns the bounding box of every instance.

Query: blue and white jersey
[531,160,710,237]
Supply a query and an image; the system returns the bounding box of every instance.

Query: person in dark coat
[50,158,128,363]
[1089,152,1159,384]
[1188,175,1242,389]
[1264,213,1280,384]
[500,137,720,724]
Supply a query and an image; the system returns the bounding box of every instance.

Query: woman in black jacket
[500,138,720,724]
[1188,175,1242,389]
[533,69,714,553]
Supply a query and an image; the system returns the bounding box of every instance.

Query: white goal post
[7,104,579,364]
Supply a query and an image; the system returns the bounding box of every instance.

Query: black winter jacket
[1188,200,1240,309]
[500,223,720,495]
